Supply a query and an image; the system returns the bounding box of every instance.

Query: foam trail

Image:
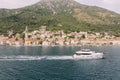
[46,56,73,60]
[0,56,73,61]
[0,56,46,61]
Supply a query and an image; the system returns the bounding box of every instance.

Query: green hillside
[0,0,120,36]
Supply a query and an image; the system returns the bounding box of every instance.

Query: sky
[0,0,120,14]
[0,0,40,9]
[75,0,120,14]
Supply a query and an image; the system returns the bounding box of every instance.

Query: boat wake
[0,56,73,61]
[46,56,73,60]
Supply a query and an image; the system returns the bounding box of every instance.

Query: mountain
[0,0,120,36]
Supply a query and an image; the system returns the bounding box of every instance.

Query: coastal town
[0,26,120,46]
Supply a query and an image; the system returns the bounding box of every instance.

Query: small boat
[73,49,104,59]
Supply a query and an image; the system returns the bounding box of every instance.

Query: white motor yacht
[73,49,104,59]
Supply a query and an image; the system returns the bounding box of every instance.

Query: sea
[0,45,120,80]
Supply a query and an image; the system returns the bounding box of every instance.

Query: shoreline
[1,44,120,47]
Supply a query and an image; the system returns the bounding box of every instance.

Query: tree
[81,34,85,39]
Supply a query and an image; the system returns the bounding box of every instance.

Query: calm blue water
[0,46,120,80]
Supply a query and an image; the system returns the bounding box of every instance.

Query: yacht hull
[73,53,104,59]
